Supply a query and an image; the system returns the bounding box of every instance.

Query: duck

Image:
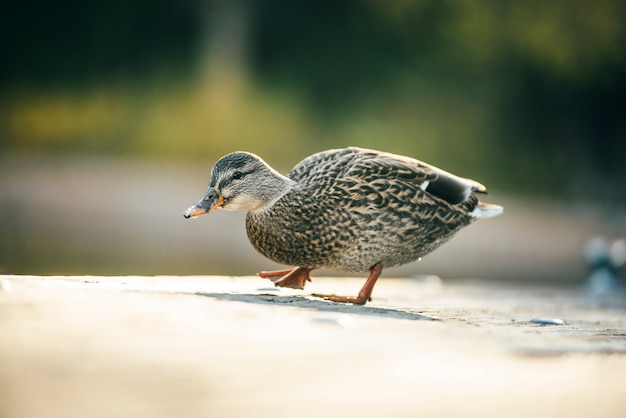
[184,147,502,305]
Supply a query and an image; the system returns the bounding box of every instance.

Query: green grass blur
[2,0,625,199]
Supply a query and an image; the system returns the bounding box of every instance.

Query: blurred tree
[249,0,626,199]
[1,0,625,201]
[0,0,201,86]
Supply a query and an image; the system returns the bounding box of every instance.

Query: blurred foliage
[1,0,625,200]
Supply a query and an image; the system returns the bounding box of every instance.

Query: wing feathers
[290,147,488,206]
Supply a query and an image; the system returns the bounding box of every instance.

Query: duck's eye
[232,171,243,180]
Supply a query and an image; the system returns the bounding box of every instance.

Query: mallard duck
[184,147,502,305]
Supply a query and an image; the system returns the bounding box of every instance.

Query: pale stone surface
[1,275,625,418]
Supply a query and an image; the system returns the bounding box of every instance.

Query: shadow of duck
[196,292,437,321]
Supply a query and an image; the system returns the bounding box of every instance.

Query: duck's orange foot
[311,263,383,306]
[257,267,314,290]
[311,293,372,305]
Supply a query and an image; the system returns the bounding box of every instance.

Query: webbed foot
[311,264,382,305]
[258,266,314,290]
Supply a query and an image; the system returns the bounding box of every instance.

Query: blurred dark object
[584,237,626,297]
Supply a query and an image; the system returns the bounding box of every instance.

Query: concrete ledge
[1,275,625,418]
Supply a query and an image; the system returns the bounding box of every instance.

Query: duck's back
[246,147,500,272]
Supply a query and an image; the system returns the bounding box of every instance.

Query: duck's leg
[257,267,314,290]
[312,263,382,305]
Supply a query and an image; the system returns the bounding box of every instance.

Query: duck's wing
[288,147,432,185]
[290,147,491,204]
[350,150,503,218]
[288,148,360,183]
[349,148,489,205]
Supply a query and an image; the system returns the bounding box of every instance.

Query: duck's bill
[183,188,226,219]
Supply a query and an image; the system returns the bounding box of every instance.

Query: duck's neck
[252,170,297,213]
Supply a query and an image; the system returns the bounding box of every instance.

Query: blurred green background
[1,0,625,279]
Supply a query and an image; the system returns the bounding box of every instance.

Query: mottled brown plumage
[184,147,502,304]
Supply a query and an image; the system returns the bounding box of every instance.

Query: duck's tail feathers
[470,202,503,219]
[470,180,488,194]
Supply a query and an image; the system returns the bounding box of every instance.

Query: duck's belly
[246,208,472,273]
[246,209,351,269]
[337,228,457,272]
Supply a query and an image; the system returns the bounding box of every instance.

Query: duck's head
[184,151,294,218]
